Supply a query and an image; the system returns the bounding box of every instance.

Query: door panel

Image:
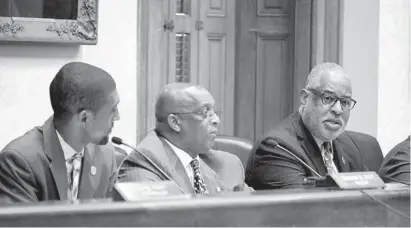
[168,0,199,84]
[235,0,295,142]
[138,0,170,140]
[255,34,293,141]
[199,0,235,136]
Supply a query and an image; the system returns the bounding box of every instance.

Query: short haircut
[305,62,347,89]
[49,62,116,120]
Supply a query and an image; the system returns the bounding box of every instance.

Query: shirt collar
[55,130,84,161]
[163,138,199,168]
[311,133,333,151]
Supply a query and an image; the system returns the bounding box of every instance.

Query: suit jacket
[378,136,410,184]
[245,112,370,190]
[0,117,117,204]
[118,131,251,194]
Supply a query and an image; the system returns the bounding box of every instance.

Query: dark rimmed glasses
[173,108,220,119]
[306,88,357,111]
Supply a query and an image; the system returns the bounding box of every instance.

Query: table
[0,183,409,226]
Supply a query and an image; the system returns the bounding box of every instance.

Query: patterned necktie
[66,152,83,202]
[189,159,209,195]
[322,142,337,175]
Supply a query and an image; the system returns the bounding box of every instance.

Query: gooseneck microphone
[111,136,178,188]
[111,136,128,148]
[270,139,322,177]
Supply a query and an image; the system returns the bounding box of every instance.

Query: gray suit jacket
[118,131,251,194]
[0,117,117,204]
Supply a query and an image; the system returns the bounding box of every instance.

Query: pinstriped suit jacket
[118,131,251,194]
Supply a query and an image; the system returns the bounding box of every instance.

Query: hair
[49,62,116,121]
[304,62,347,89]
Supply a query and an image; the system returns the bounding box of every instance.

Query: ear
[300,89,309,106]
[167,114,181,132]
[78,109,93,124]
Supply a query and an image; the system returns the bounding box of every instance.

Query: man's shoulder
[384,137,410,161]
[207,149,241,163]
[136,131,164,152]
[260,113,300,146]
[0,126,45,162]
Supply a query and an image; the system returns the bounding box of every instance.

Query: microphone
[111,136,177,187]
[112,136,127,147]
[270,139,322,177]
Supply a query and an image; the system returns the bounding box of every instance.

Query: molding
[136,0,149,143]
[0,0,98,44]
[310,0,343,66]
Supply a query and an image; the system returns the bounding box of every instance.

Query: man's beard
[98,135,109,145]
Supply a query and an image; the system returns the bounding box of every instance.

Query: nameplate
[330,172,385,189]
[113,181,189,202]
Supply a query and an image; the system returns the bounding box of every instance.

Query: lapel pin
[91,166,96,175]
[342,156,346,164]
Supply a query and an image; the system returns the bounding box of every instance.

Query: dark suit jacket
[118,131,252,194]
[0,117,117,204]
[378,136,410,184]
[245,112,371,190]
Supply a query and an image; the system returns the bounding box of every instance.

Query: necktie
[322,142,337,175]
[189,159,209,195]
[66,152,83,202]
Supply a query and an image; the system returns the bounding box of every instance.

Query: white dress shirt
[163,138,199,186]
[55,130,84,184]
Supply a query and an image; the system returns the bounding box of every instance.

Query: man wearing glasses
[246,62,374,190]
[118,83,252,194]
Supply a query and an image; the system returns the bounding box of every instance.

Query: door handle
[163,20,174,32]
[195,20,204,31]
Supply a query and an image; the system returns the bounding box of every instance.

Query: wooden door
[137,0,236,142]
[235,0,296,142]
[167,0,200,84]
[198,0,236,136]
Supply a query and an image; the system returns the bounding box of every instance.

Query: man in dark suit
[0,62,120,203]
[119,83,252,194]
[379,136,410,184]
[246,62,375,190]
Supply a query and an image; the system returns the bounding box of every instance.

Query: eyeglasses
[173,108,220,119]
[306,88,357,111]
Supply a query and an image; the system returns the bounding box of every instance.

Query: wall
[0,0,138,149]
[341,0,380,140]
[342,0,410,154]
[377,0,410,154]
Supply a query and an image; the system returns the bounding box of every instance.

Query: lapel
[140,131,194,194]
[332,136,351,172]
[43,116,68,200]
[199,158,221,194]
[78,145,99,199]
[291,112,327,176]
[166,144,194,194]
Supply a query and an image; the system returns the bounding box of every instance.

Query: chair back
[212,135,254,169]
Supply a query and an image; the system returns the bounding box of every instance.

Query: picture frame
[0,0,98,45]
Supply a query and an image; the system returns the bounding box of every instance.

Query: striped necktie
[322,142,337,175]
[190,159,209,195]
[66,152,83,202]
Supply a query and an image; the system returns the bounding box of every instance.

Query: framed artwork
[0,0,98,45]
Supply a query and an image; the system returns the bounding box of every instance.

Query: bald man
[118,83,252,195]
[246,62,375,190]
[0,62,120,203]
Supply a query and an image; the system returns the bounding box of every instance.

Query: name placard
[330,172,385,189]
[113,181,190,201]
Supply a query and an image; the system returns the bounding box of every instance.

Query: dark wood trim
[136,0,149,143]
[310,0,344,67]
